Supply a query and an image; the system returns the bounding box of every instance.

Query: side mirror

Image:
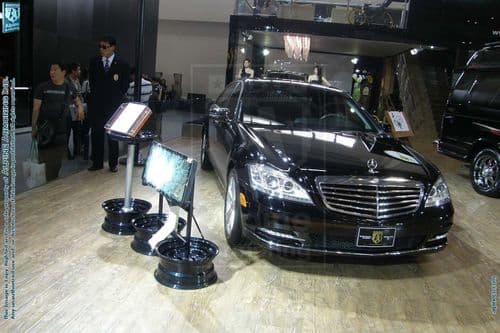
[209,104,230,121]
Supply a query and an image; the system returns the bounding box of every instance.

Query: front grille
[316,176,424,219]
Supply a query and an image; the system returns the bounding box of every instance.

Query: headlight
[248,164,313,204]
[425,176,451,208]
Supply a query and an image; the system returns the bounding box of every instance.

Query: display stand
[141,141,219,290]
[384,111,414,138]
[101,103,154,235]
[117,129,156,166]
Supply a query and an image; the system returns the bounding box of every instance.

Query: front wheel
[470,148,500,197]
[224,169,246,246]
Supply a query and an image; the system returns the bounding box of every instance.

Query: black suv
[437,43,500,197]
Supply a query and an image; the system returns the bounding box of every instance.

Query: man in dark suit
[88,36,130,172]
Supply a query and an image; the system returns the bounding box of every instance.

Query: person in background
[87,36,130,173]
[237,58,254,79]
[80,67,90,101]
[67,62,82,159]
[79,67,90,160]
[67,62,82,94]
[308,65,331,86]
[31,61,84,180]
[126,67,153,103]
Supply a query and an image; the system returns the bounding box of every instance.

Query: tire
[224,169,246,246]
[470,148,500,197]
[200,128,212,170]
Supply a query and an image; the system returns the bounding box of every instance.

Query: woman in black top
[238,58,254,79]
[308,65,331,86]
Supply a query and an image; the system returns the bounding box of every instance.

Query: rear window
[240,81,377,132]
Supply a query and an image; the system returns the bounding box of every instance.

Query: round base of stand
[154,237,219,290]
[102,198,152,235]
[131,214,187,256]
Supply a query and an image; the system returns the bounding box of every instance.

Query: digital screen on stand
[142,142,197,208]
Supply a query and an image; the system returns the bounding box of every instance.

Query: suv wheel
[224,169,246,246]
[470,148,500,197]
[200,128,212,170]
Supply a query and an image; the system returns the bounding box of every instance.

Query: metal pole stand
[102,133,155,235]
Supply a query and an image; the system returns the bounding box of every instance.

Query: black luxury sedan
[201,78,453,256]
[436,43,500,197]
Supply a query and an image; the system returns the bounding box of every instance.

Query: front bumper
[239,184,453,257]
[246,227,448,257]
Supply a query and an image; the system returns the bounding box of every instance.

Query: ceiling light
[262,48,270,56]
[351,57,359,64]
[240,47,246,54]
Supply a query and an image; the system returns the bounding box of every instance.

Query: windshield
[240,81,377,132]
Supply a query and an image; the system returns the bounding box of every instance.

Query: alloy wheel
[473,152,498,191]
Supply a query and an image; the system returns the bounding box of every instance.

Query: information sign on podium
[101,103,154,235]
[104,102,152,138]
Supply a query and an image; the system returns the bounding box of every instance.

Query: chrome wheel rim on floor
[473,154,498,191]
[225,176,236,236]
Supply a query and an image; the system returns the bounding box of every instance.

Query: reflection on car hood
[244,126,432,181]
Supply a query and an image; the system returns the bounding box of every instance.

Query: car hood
[243,126,435,182]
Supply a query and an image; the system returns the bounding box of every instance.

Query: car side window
[453,71,476,91]
[469,72,500,109]
[215,83,237,108]
[450,71,477,109]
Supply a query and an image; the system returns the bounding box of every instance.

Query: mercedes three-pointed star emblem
[367,159,378,174]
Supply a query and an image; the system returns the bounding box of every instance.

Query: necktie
[104,58,110,72]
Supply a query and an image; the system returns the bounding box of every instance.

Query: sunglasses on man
[98,44,112,49]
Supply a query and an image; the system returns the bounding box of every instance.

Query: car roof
[240,78,346,94]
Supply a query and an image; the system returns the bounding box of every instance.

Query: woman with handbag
[31,61,84,181]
